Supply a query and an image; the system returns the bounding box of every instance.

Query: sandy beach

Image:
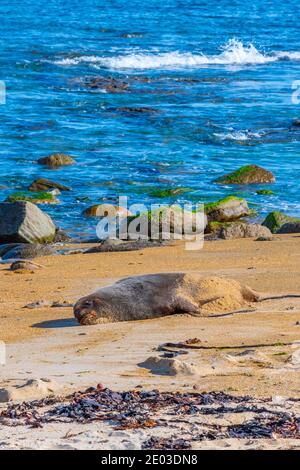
[1,235,300,449]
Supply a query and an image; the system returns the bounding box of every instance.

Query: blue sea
[1,0,300,238]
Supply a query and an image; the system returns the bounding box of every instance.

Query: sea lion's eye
[83,300,93,307]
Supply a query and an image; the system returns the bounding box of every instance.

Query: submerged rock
[262,211,300,233]
[29,178,71,192]
[0,201,56,244]
[84,76,129,93]
[37,153,75,167]
[109,107,160,114]
[149,187,192,198]
[256,189,275,196]
[205,196,250,222]
[215,165,275,185]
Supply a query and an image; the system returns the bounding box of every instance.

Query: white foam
[53,39,300,70]
[275,51,300,60]
[214,130,263,141]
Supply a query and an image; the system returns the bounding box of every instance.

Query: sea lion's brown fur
[73,273,261,325]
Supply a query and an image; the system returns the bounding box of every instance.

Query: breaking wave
[53,39,300,70]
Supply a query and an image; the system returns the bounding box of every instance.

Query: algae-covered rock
[37,153,75,167]
[205,196,250,222]
[0,201,56,244]
[29,178,71,192]
[215,165,275,185]
[262,211,300,233]
[6,191,59,204]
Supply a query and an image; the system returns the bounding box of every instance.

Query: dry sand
[0,235,300,449]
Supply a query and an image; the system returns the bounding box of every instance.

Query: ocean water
[1,0,300,238]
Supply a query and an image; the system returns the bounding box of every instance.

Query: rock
[2,243,56,260]
[278,222,300,234]
[292,119,300,126]
[0,378,60,403]
[205,196,250,222]
[255,236,275,241]
[139,356,200,376]
[215,165,275,185]
[219,223,272,240]
[37,153,75,167]
[84,204,132,218]
[0,202,56,244]
[262,211,300,233]
[84,239,167,254]
[29,178,71,192]
[6,191,59,204]
[53,229,72,243]
[126,206,207,239]
[10,260,43,271]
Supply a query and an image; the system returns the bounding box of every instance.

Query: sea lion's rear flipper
[241,285,262,302]
[173,295,200,315]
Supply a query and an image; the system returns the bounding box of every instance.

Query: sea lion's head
[73,294,112,325]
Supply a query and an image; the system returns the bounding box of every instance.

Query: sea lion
[73,273,262,326]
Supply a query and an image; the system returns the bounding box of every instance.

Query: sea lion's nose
[74,304,87,319]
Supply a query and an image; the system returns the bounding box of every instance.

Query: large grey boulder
[125,206,207,240]
[0,201,56,244]
[219,222,272,240]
